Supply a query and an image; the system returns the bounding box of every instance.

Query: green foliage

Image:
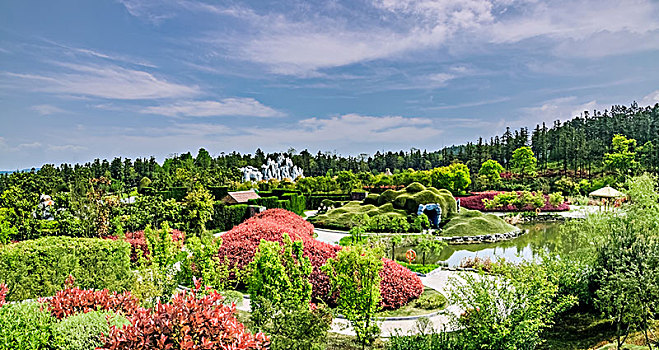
[248,234,313,328]
[51,310,130,350]
[548,192,565,207]
[513,191,545,210]
[322,245,383,346]
[336,170,359,193]
[0,208,18,244]
[181,234,228,290]
[451,261,577,349]
[183,183,214,235]
[592,174,659,349]
[0,236,132,301]
[247,234,330,349]
[133,224,186,307]
[395,261,439,274]
[209,202,250,231]
[268,305,333,350]
[410,213,430,232]
[415,292,447,310]
[415,237,446,266]
[430,163,471,195]
[387,318,461,350]
[511,146,537,177]
[604,134,639,176]
[0,301,56,350]
[441,209,516,237]
[367,214,410,233]
[483,191,517,209]
[478,159,504,187]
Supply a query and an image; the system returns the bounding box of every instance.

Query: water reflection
[395,222,564,267]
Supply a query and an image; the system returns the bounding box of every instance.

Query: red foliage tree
[100,281,268,350]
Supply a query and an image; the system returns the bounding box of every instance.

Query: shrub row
[249,192,306,215]
[460,191,570,212]
[217,209,423,309]
[0,236,133,301]
[0,285,266,350]
[305,194,351,210]
[208,202,251,231]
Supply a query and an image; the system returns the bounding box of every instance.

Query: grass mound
[441,209,516,237]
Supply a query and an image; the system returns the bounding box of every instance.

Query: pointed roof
[589,186,625,198]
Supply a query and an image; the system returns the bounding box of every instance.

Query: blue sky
[1,0,658,170]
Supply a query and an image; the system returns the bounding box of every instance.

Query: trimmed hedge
[249,193,306,216]
[157,187,188,201]
[0,237,133,301]
[208,202,251,231]
[306,194,351,210]
[208,186,229,201]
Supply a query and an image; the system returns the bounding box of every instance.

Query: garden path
[233,269,475,337]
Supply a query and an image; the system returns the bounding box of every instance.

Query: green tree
[478,159,504,187]
[248,235,331,350]
[604,134,639,176]
[510,146,537,177]
[182,183,214,235]
[322,245,383,348]
[336,171,358,193]
[451,261,576,349]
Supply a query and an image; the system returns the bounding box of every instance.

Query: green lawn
[441,208,517,237]
[376,287,446,318]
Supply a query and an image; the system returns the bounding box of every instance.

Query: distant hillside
[0,168,40,174]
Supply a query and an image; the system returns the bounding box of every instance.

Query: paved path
[233,268,473,337]
[314,228,349,245]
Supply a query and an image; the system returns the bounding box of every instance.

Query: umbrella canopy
[589,186,625,198]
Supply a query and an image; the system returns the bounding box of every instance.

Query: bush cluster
[460,191,569,212]
[217,209,423,309]
[0,236,132,301]
[249,191,306,216]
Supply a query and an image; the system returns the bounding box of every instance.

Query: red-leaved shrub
[217,209,423,309]
[460,191,569,212]
[47,276,139,319]
[100,282,269,350]
[379,259,425,309]
[0,283,7,307]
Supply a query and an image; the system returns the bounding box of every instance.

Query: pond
[394,221,564,267]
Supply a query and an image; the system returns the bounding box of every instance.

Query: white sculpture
[240,156,304,182]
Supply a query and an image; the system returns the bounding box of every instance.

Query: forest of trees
[1,102,658,196]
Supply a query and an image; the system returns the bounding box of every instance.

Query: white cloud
[6,63,199,100]
[140,98,285,117]
[640,90,659,106]
[31,104,66,116]
[47,144,87,152]
[519,96,606,127]
[208,0,659,75]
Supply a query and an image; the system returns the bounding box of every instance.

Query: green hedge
[208,186,229,201]
[52,310,130,350]
[208,202,250,231]
[157,187,188,201]
[305,194,351,210]
[0,237,133,301]
[249,193,306,216]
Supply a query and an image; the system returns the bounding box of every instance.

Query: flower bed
[460,191,569,212]
[217,209,423,310]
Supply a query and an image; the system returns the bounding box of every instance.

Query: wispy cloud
[6,62,199,100]
[640,90,659,106]
[30,104,66,116]
[140,98,285,118]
